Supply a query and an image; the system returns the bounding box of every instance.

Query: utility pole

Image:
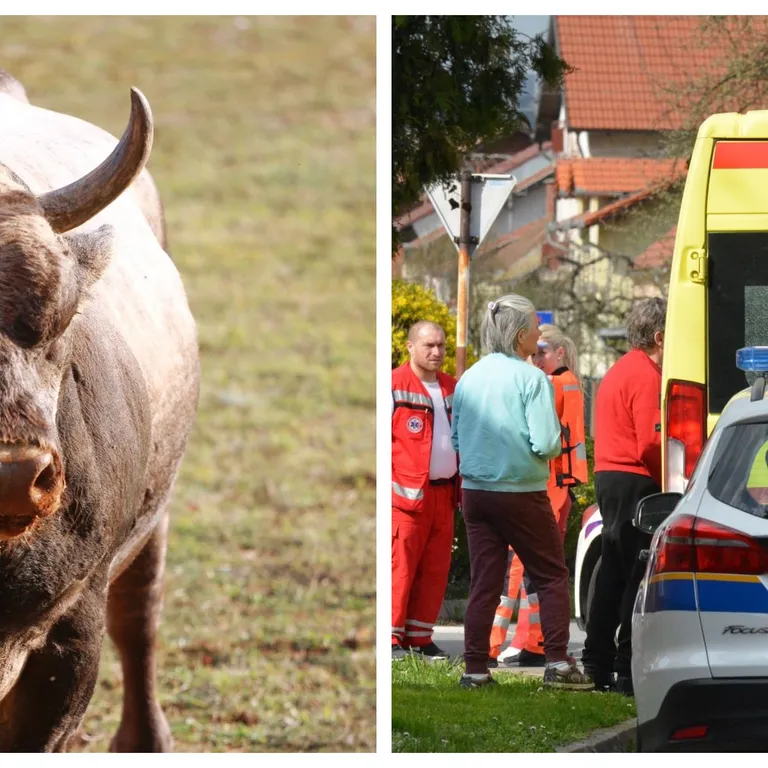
[456,171,473,379]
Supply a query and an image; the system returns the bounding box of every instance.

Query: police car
[631,347,768,752]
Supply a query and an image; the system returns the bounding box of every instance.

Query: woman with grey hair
[450,294,593,691]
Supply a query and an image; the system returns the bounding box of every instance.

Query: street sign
[426,174,517,256]
[537,311,554,325]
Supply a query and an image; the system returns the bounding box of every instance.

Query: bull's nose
[0,449,62,538]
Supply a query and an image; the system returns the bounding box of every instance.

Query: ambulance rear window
[708,421,768,518]
[708,232,768,414]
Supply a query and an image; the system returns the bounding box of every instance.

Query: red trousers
[392,484,454,647]
[489,485,571,657]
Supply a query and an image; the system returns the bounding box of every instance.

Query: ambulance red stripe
[713,141,768,169]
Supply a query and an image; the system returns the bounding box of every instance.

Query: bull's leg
[106,511,173,752]
[0,588,106,752]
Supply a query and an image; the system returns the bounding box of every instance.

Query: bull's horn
[38,87,153,234]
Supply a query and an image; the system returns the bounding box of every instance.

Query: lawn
[0,16,375,752]
[392,657,636,752]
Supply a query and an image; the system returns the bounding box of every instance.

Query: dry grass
[0,15,375,752]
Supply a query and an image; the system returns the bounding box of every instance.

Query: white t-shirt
[424,381,458,480]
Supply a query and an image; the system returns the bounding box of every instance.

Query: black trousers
[581,471,659,679]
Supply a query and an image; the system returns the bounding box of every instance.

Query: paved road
[434,621,587,669]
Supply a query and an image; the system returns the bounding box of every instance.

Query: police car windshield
[709,421,768,518]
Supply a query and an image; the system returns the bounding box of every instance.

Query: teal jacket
[450,353,562,492]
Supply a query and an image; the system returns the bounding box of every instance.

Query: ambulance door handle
[688,248,706,284]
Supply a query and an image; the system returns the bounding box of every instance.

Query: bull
[0,69,200,752]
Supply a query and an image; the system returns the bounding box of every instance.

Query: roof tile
[475,216,549,277]
[556,16,768,130]
[556,157,685,196]
[635,225,677,267]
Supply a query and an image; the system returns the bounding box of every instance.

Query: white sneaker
[498,645,522,664]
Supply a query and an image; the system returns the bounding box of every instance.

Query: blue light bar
[736,346,768,373]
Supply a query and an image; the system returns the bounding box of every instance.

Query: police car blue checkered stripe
[646,574,697,612]
[646,573,768,613]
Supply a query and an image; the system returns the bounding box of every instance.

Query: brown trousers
[462,488,571,674]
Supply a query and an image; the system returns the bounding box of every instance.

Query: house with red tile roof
[540,16,710,271]
[533,15,761,374]
[541,15,768,268]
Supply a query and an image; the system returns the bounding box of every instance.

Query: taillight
[671,724,708,741]
[665,380,706,492]
[654,514,768,575]
[655,515,696,572]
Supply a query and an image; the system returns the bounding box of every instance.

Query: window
[708,421,768,518]
[707,233,768,414]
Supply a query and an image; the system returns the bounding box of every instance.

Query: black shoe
[488,656,498,668]
[584,668,615,691]
[409,642,449,660]
[615,675,634,697]
[542,661,594,691]
[392,643,408,662]
[459,674,498,689]
[517,648,547,667]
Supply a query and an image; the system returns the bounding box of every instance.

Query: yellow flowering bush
[391,279,477,376]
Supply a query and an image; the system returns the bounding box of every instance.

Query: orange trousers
[489,485,571,657]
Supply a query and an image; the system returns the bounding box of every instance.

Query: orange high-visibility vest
[391,363,457,512]
[549,368,588,487]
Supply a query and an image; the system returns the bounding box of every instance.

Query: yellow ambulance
[664,111,768,492]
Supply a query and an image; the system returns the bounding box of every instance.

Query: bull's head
[0,88,153,540]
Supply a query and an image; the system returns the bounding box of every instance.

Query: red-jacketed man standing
[581,297,667,695]
[392,321,458,661]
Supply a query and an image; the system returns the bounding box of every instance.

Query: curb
[556,718,636,753]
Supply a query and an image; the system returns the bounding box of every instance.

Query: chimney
[550,122,564,154]
[545,179,557,220]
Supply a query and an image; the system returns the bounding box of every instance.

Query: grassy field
[393,657,636,752]
[0,16,375,752]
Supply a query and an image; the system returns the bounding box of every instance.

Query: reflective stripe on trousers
[528,592,540,626]
[392,481,423,501]
[406,618,433,629]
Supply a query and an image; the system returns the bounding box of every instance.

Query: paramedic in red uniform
[392,320,458,661]
[581,297,667,695]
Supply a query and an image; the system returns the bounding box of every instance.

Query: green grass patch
[0,16,374,753]
[392,657,636,752]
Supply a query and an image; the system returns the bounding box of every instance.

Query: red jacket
[392,363,457,512]
[594,348,662,487]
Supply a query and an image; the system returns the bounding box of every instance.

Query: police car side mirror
[634,492,683,535]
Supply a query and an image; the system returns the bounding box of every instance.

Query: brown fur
[0,75,199,752]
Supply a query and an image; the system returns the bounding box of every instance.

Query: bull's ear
[62,224,114,289]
